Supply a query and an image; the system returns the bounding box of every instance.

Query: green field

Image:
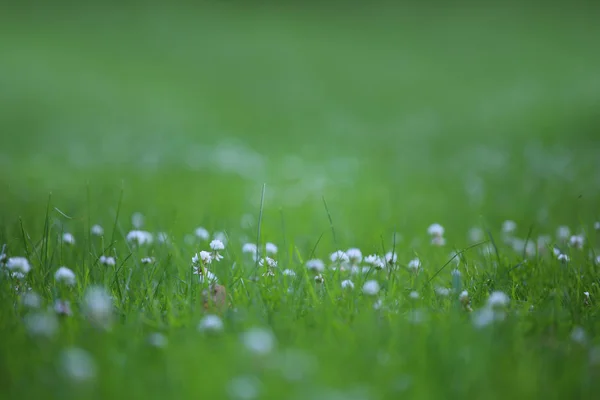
[1,3,600,399]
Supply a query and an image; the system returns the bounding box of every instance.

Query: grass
[1,2,600,399]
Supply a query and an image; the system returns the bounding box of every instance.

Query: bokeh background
[2,1,599,246]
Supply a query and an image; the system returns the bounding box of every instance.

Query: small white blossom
[126,230,153,246]
[435,287,451,296]
[341,279,354,290]
[362,280,380,296]
[213,231,228,246]
[141,257,155,265]
[584,291,590,298]
[147,332,168,348]
[537,235,551,250]
[594,222,600,231]
[407,258,421,272]
[259,257,277,269]
[459,290,469,302]
[265,242,278,254]
[385,252,397,264]
[282,269,296,277]
[314,274,324,283]
[99,255,116,266]
[427,223,445,237]
[192,251,213,265]
[131,212,145,228]
[472,307,496,328]
[25,312,58,337]
[373,298,384,310]
[306,259,325,273]
[502,220,517,234]
[571,326,587,344]
[61,348,97,381]
[487,291,509,307]
[157,232,169,244]
[364,254,386,270]
[556,225,571,241]
[242,243,258,255]
[330,250,349,263]
[198,314,224,333]
[54,267,76,286]
[83,286,113,328]
[346,248,363,264]
[90,224,104,236]
[62,233,76,245]
[431,236,446,246]
[54,299,72,316]
[6,257,31,274]
[557,253,570,262]
[193,268,218,284]
[409,291,420,300]
[21,291,42,308]
[568,235,585,249]
[596,255,600,265]
[195,227,210,240]
[241,328,275,355]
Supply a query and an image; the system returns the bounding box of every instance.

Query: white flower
[468,227,484,243]
[365,255,386,270]
[305,259,325,273]
[228,375,261,400]
[407,258,421,272]
[157,232,169,244]
[451,268,461,278]
[537,235,551,250]
[141,257,155,264]
[99,255,116,266]
[259,257,278,269]
[131,212,144,228]
[584,291,590,298]
[409,291,420,300]
[6,257,31,274]
[55,267,76,286]
[25,312,58,337]
[314,274,324,283]
[11,271,26,280]
[502,220,517,234]
[192,251,213,265]
[346,248,363,264]
[193,268,218,284]
[431,236,446,246]
[147,332,168,348]
[427,223,445,237]
[472,307,496,328]
[568,235,585,249]
[557,253,570,262]
[54,299,72,316]
[265,242,278,254]
[459,290,469,302]
[385,252,397,264]
[556,225,571,240]
[213,232,228,246]
[330,250,349,263]
[595,222,600,231]
[596,256,600,265]
[241,328,275,355]
[341,279,354,290]
[61,348,97,381]
[198,314,224,333]
[126,230,153,246]
[210,240,225,261]
[21,291,42,308]
[242,243,258,255]
[83,286,113,328]
[571,326,587,344]
[362,280,380,296]
[282,269,296,277]
[373,299,384,310]
[487,291,509,307]
[62,233,76,245]
[91,224,104,236]
[195,227,210,240]
[435,287,451,296]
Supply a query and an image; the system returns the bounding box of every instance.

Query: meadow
[1,3,600,399]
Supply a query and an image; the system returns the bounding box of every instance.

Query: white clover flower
[228,375,261,400]
[126,230,153,246]
[61,347,97,381]
[147,332,168,348]
[330,250,349,264]
[192,251,213,265]
[241,328,276,355]
[427,223,445,237]
[6,257,31,274]
[364,254,379,265]
[431,236,446,246]
[557,253,570,262]
[90,224,104,236]
[210,240,225,261]
[25,312,58,337]
[472,307,496,328]
[314,274,324,283]
[409,291,420,300]
[502,220,517,234]
[213,232,228,246]
[556,225,571,241]
[62,233,76,245]
[407,258,421,272]
[346,248,363,264]
[242,243,258,255]
[362,280,380,296]
[341,279,354,290]
[468,227,484,243]
[435,287,451,296]
[568,235,585,249]
[305,259,325,273]
[385,252,397,264]
[54,299,72,316]
[55,267,76,286]
[83,286,113,328]
[459,290,469,302]
[21,291,42,308]
[365,254,386,270]
[487,291,509,308]
[571,326,587,344]
[99,255,116,266]
[259,257,278,269]
[282,269,296,277]
[141,257,155,265]
[265,242,278,254]
[11,271,26,280]
[195,227,210,241]
[193,268,218,284]
[198,314,224,333]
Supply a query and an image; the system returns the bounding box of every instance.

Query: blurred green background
[1,2,599,245]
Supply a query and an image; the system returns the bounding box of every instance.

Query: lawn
[1,2,600,399]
